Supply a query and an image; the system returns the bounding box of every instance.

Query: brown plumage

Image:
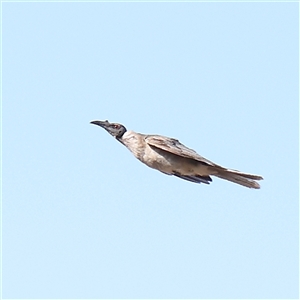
[90,120,263,189]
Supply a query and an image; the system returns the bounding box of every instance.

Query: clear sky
[2,1,299,299]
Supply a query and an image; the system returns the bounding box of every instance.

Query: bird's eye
[113,124,120,129]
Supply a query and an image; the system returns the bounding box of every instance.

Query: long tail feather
[214,169,263,189]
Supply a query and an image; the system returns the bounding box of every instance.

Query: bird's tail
[213,168,263,189]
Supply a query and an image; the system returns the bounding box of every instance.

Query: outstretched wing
[145,135,217,166]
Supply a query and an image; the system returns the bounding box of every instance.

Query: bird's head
[90,120,127,139]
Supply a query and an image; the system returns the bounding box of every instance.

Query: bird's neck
[118,130,145,160]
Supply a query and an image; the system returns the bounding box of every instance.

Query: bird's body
[122,131,211,176]
[91,120,263,189]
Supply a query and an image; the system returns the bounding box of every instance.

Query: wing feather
[145,135,216,166]
[173,173,212,184]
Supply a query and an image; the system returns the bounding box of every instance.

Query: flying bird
[90,120,263,189]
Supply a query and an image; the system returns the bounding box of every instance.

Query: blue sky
[2,2,299,299]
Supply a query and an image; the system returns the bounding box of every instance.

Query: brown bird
[90,120,263,189]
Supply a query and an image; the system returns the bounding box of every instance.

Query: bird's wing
[145,135,217,166]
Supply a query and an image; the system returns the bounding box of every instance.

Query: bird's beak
[90,120,110,128]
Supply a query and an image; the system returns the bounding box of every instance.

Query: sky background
[2,2,299,299]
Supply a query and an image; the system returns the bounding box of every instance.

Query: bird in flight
[90,120,263,189]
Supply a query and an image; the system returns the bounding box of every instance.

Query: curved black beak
[90,120,110,128]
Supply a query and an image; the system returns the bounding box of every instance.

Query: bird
[90,120,263,189]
